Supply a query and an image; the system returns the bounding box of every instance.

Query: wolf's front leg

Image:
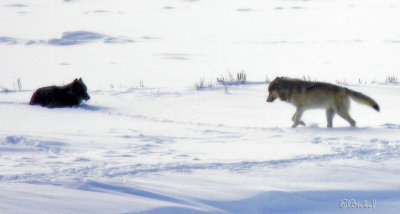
[291,110,305,127]
[292,107,305,128]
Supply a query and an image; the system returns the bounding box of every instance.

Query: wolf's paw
[292,121,305,128]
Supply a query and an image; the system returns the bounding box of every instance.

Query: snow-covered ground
[1,0,400,213]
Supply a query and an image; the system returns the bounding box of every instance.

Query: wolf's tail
[346,88,380,111]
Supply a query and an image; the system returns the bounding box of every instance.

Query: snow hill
[1,0,400,213]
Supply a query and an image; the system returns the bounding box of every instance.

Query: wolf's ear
[79,78,83,82]
[275,77,284,83]
[74,78,79,82]
[274,78,283,89]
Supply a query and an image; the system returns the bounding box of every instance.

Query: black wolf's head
[72,78,90,101]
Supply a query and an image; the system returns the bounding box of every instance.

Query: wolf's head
[267,77,281,102]
[72,78,90,101]
[267,77,290,102]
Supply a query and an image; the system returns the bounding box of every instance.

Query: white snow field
[1,0,400,213]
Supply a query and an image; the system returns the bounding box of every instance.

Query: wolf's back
[346,88,380,111]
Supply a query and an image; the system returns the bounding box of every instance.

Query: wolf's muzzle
[266,94,276,102]
[84,94,91,101]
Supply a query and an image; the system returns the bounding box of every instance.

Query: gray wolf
[266,77,379,128]
[30,78,90,108]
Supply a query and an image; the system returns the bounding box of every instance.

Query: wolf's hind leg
[326,108,335,128]
[335,97,356,127]
[337,109,356,127]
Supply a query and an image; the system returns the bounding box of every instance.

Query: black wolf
[30,78,90,108]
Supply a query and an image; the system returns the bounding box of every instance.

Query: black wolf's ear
[79,78,83,82]
[74,78,79,82]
